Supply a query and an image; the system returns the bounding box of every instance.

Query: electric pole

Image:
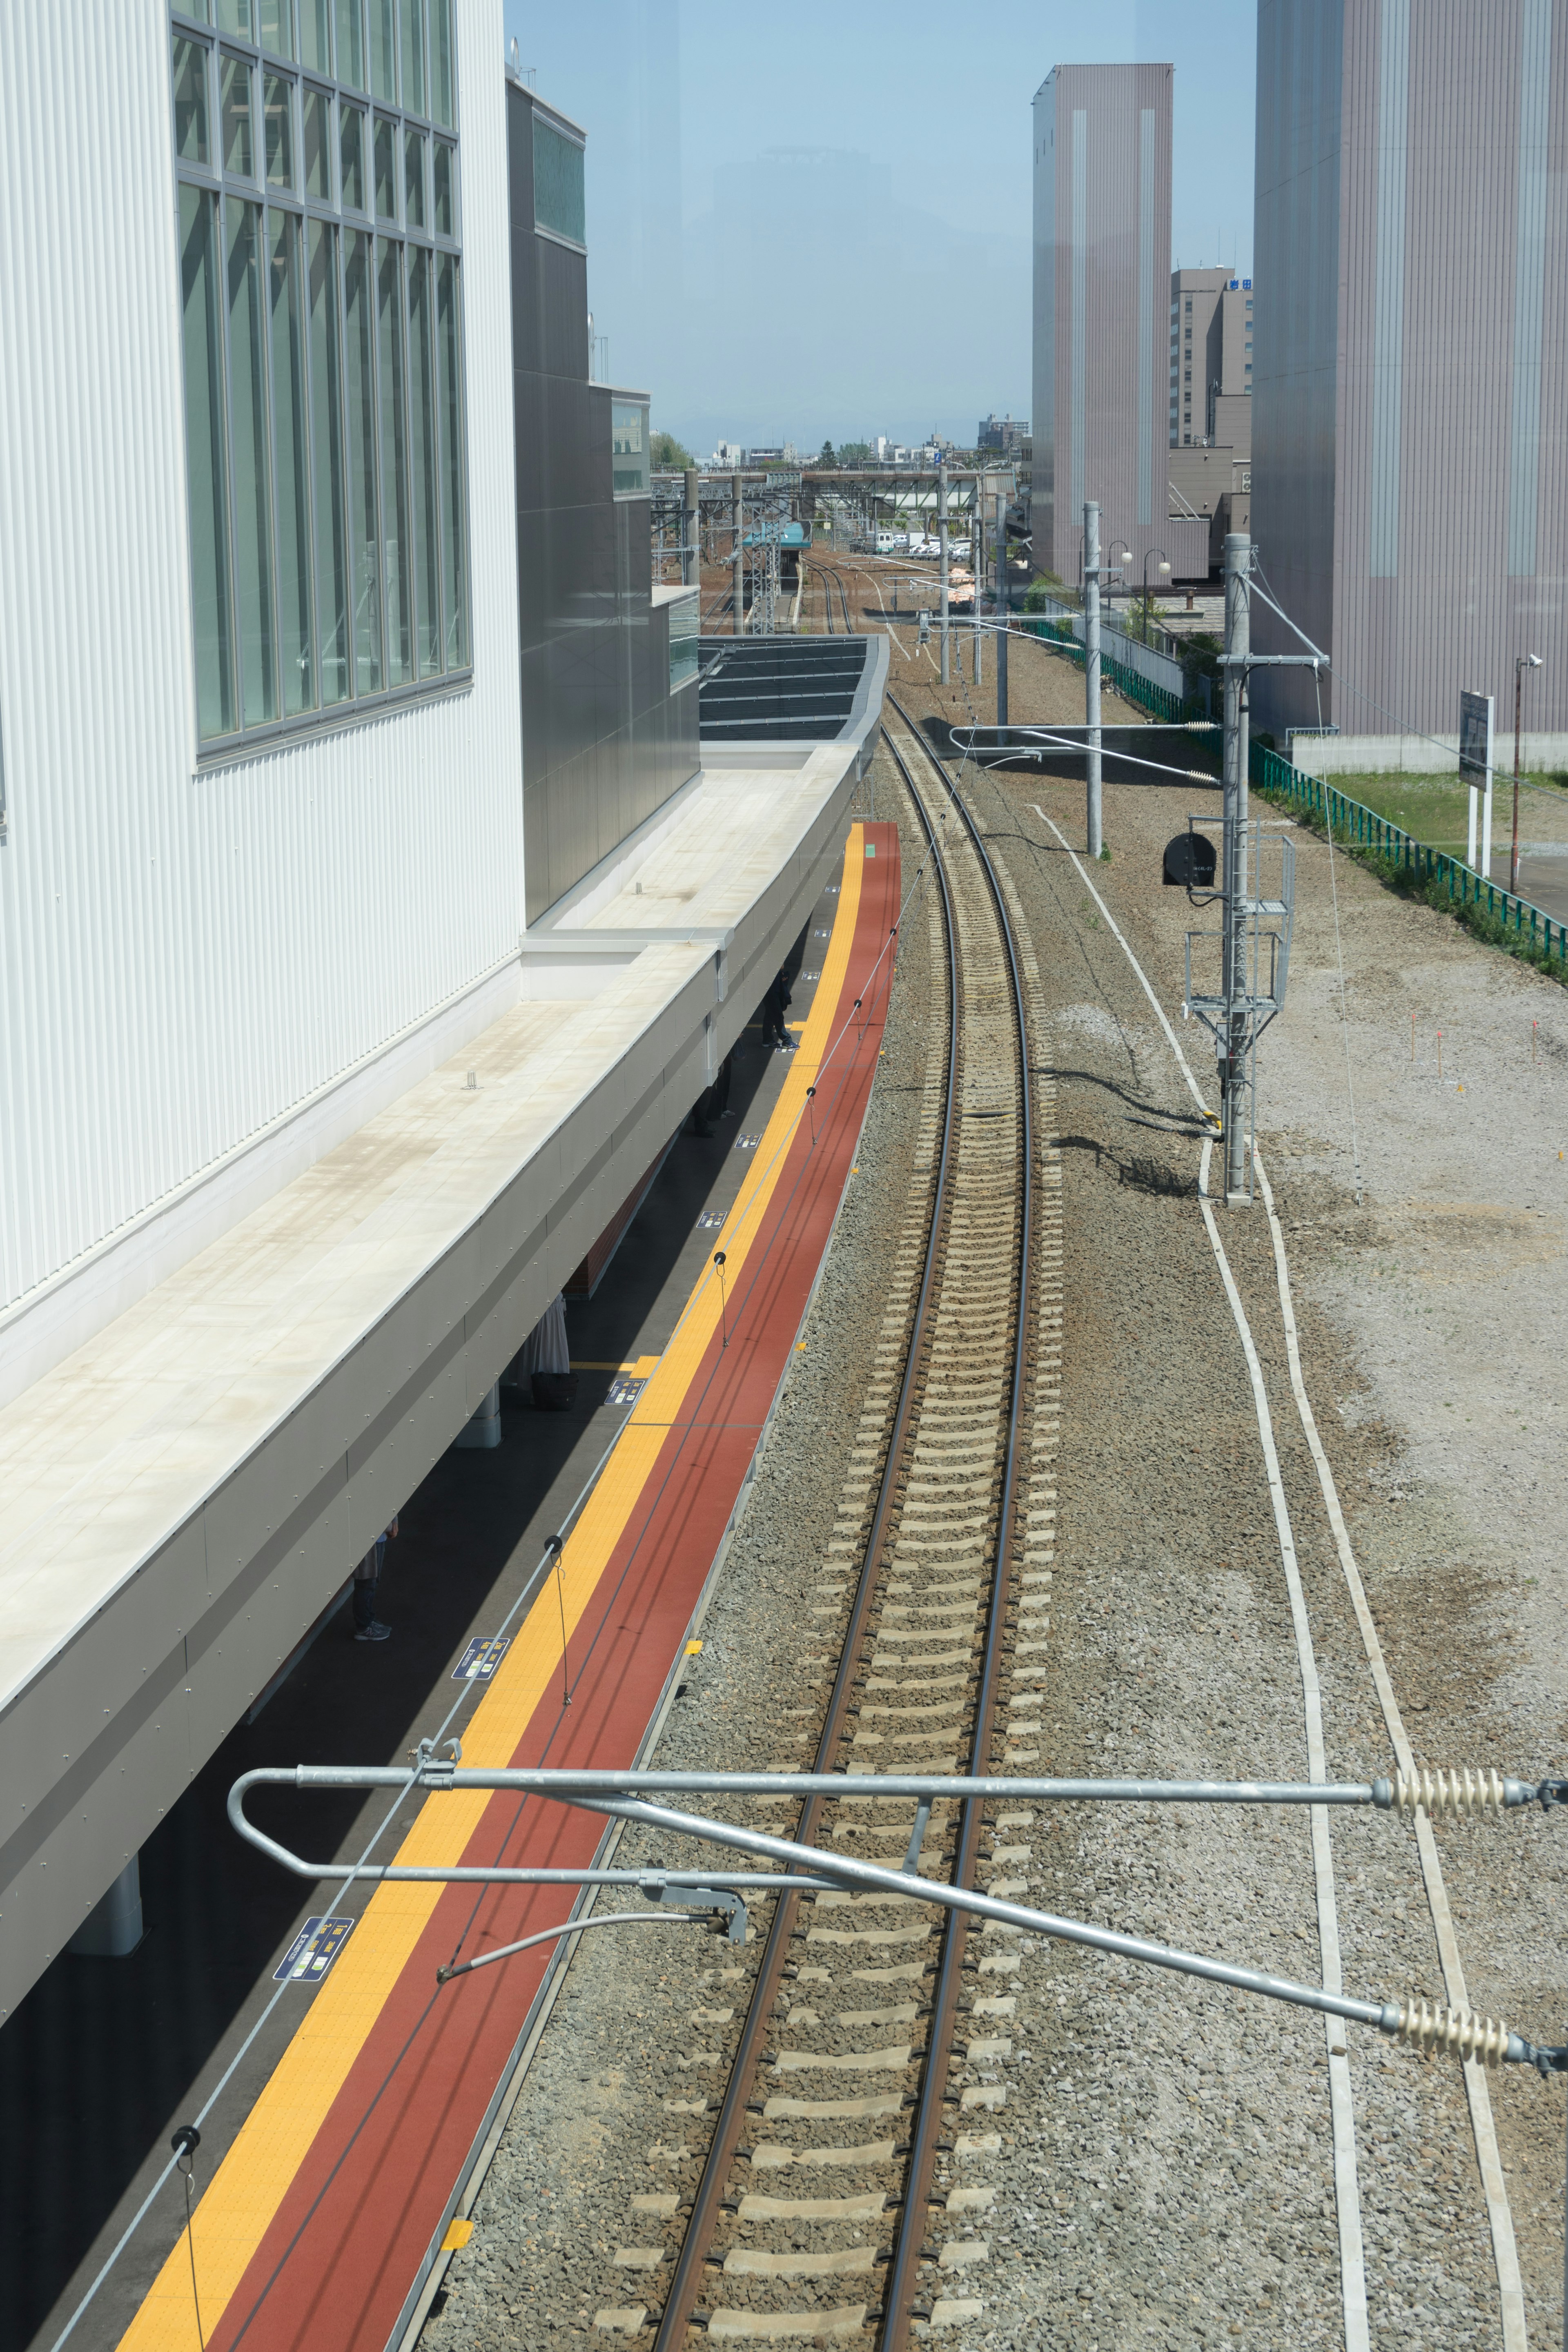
[732,471,744,636]
[938,455,950,685]
[1221,530,1251,1199]
[1084,500,1102,858]
[995,492,1009,726]
[683,467,698,589]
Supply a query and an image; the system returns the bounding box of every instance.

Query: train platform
[107,819,901,2352]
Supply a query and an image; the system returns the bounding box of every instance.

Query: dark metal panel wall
[507,84,700,924]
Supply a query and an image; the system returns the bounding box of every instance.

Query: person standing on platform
[353,1515,399,1643]
[760,969,795,1051]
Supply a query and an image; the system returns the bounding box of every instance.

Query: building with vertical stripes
[1252,0,1568,748]
[1030,63,1207,586]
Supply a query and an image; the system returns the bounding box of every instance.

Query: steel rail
[879,694,1034,2346]
[648,699,961,2350]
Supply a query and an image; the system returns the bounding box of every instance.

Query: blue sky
[501,0,1258,455]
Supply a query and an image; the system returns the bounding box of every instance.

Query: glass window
[533,116,584,244]
[406,249,441,678]
[343,229,382,693]
[376,240,412,685]
[340,102,365,209]
[433,138,454,237]
[171,0,468,748]
[401,0,425,118]
[368,0,395,101]
[668,592,699,693]
[220,53,255,176]
[269,209,313,714]
[173,38,210,164]
[299,0,330,72]
[612,399,648,498]
[436,253,467,668]
[307,220,350,704]
[178,185,234,736]
[264,72,294,185]
[373,114,396,218]
[430,0,454,127]
[258,0,293,58]
[335,0,364,89]
[225,196,276,724]
[302,84,331,197]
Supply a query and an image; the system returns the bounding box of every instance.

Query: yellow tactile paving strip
[120,826,869,2350]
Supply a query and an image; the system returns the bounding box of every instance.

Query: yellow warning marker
[441,2217,474,2252]
[684,1639,704,1657]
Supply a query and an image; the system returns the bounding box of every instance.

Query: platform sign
[452,1634,511,1683]
[274,1915,356,1984]
[1460,689,1494,876]
[698,1209,724,1229]
[735,1133,761,1151]
[608,1376,646,1408]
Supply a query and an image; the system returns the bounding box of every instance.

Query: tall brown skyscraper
[1252,0,1567,745]
[1031,63,1207,584]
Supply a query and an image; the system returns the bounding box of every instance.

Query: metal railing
[1022,612,1205,727]
[1252,742,1568,968]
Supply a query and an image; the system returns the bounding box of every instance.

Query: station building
[0,0,882,2022]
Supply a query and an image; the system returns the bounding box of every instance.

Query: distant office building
[710,439,744,468]
[1170,267,1253,446]
[1031,63,1207,581]
[978,412,1028,454]
[1252,0,1567,744]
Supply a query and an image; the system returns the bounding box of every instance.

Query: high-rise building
[1031,63,1207,581]
[1169,267,1254,447]
[978,412,1027,454]
[1252,0,1567,743]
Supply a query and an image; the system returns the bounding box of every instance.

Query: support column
[732,471,744,636]
[1084,500,1102,858]
[454,1383,502,1450]
[68,1855,144,1958]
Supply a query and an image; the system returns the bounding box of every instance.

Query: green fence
[1022,615,1205,728]
[1251,741,1568,967]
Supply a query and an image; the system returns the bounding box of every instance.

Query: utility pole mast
[938,455,950,685]
[683,467,698,588]
[1083,499,1102,858]
[1220,529,1251,1198]
[995,491,1009,726]
[732,471,744,636]
[974,490,983,688]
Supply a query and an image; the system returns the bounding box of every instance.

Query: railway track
[808,557,855,635]
[620,702,1059,2348]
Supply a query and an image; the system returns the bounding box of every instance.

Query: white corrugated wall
[0,0,522,1314]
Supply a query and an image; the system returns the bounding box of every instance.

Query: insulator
[1391,1998,1510,2068]
[1392,1766,1508,1821]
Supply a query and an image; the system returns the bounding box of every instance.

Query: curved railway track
[808,557,855,635]
[641,698,1056,2348]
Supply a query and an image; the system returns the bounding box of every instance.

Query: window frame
[170,0,470,762]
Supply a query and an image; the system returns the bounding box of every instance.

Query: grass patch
[1253,775,1568,988]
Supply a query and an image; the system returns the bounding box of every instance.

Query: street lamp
[1142,547,1171,641]
[1512,652,1543,893]
[1106,538,1132,623]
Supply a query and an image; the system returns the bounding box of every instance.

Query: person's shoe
[693,1117,714,1138]
[354,1620,391,1643]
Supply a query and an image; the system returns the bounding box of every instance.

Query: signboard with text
[1459,690,1494,876]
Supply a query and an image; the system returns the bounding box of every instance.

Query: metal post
[1513,659,1523,892]
[974,494,984,687]
[938,456,950,684]
[1221,530,1251,1200]
[1084,500,1102,858]
[683,467,698,589]
[732,471,743,636]
[996,491,1009,727]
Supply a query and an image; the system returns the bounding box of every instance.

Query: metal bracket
[1536,1777,1568,1813]
[643,1878,748,1944]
